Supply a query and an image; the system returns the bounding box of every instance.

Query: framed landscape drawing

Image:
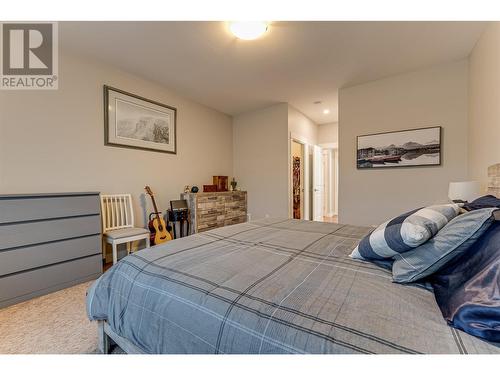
[357,126,441,169]
[104,85,177,154]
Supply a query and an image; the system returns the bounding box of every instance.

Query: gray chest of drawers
[0,192,102,308]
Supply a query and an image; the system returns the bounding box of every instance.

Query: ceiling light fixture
[323,109,330,114]
[229,21,269,40]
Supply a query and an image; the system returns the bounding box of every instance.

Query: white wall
[232,103,289,219]
[468,23,500,189]
[339,60,469,226]
[288,106,318,145]
[318,122,338,145]
[0,51,233,227]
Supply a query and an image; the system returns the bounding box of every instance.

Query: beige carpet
[0,281,99,354]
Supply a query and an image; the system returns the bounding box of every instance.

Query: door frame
[312,144,325,221]
[288,132,311,220]
[318,142,338,217]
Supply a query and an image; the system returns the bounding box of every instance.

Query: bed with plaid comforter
[86,218,500,354]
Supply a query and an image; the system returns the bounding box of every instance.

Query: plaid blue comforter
[86,218,500,354]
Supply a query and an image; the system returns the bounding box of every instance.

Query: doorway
[321,147,338,223]
[291,140,305,219]
[310,145,338,223]
[312,145,325,221]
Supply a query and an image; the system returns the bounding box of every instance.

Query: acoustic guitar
[144,186,172,245]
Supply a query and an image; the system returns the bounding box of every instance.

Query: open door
[291,140,305,219]
[312,145,324,221]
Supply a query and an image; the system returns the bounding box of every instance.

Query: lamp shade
[448,181,480,202]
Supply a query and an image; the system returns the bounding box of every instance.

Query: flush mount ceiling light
[323,109,330,114]
[228,21,269,40]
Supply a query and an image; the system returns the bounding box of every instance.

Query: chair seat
[104,227,149,240]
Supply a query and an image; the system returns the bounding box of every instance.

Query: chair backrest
[100,194,134,233]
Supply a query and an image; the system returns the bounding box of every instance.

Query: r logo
[2,23,53,75]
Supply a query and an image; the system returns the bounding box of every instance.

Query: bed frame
[96,163,500,354]
[98,320,145,354]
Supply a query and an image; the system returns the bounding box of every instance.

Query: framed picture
[104,85,177,154]
[357,126,441,169]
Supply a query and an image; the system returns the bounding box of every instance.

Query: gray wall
[0,51,233,227]
[468,23,500,189]
[233,103,289,219]
[339,60,469,226]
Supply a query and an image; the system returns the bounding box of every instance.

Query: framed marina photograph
[104,85,177,154]
[357,126,441,169]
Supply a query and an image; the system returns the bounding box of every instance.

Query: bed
[87,216,500,354]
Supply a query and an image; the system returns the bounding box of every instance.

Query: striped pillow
[350,204,460,261]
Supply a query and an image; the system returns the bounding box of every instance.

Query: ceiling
[60,21,486,124]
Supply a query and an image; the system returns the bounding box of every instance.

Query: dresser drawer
[0,234,101,277]
[198,222,220,232]
[224,207,246,219]
[0,254,102,307]
[224,215,247,227]
[0,215,101,251]
[0,194,100,224]
[197,197,224,210]
[181,191,247,234]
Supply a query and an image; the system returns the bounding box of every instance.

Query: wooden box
[213,176,228,192]
[203,184,217,192]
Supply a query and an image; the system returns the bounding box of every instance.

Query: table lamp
[448,181,480,203]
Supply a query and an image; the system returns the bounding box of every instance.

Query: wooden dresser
[181,191,247,234]
[0,192,102,308]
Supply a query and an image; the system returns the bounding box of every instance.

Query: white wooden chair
[100,194,150,265]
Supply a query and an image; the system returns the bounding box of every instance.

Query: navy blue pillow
[392,208,497,283]
[463,195,500,211]
[350,204,460,261]
[431,221,500,342]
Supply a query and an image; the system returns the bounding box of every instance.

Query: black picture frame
[104,85,177,154]
[356,126,442,169]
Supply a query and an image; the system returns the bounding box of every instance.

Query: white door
[312,145,324,221]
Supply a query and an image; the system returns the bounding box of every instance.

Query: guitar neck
[150,196,161,221]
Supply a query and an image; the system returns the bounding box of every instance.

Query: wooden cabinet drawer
[224,215,247,227]
[0,234,101,277]
[197,197,224,212]
[182,192,247,234]
[0,194,100,224]
[198,223,220,232]
[0,254,102,308]
[0,215,101,251]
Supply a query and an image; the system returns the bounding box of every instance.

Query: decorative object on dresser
[230,177,238,191]
[357,126,441,169]
[213,176,229,192]
[101,194,151,265]
[181,191,247,234]
[144,186,172,245]
[203,184,217,192]
[104,85,177,154]
[0,192,102,309]
[191,186,199,193]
